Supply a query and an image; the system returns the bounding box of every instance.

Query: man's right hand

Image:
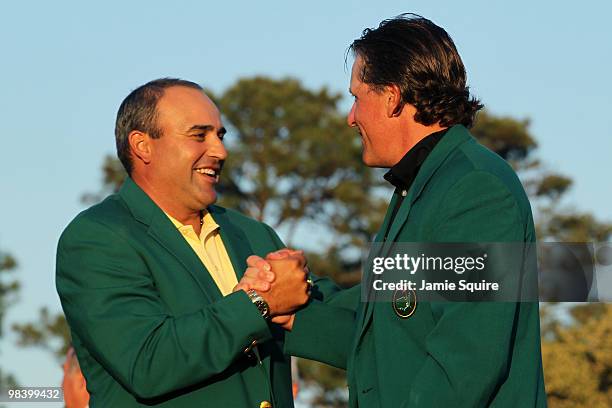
[262,255,309,316]
[236,250,309,327]
[236,251,309,316]
[233,258,275,294]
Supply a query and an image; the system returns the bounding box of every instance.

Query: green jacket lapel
[357,125,472,342]
[383,125,472,247]
[375,192,400,244]
[209,206,277,386]
[208,206,254,281]
[357,191,400,330]
[118,178,223,302]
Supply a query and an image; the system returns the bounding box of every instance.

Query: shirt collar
[383,128,448,192]
[164,210,220,239]
[200,211,220,237]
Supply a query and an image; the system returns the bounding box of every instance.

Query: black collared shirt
[381,128,447,241]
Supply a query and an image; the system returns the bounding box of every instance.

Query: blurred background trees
[540,304,612,408]
[8,76,611,407]
[1,249,19,391]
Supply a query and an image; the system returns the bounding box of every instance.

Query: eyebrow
[187,125,227,136]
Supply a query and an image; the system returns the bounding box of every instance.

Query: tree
[81,154,126,204]
[0,251,18,336]
[541,304,612,407]
[12,307,70,360]
[1,249,19,391]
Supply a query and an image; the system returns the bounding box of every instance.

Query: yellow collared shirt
[165,211,238,296]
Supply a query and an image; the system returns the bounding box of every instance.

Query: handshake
[233,249,310,330]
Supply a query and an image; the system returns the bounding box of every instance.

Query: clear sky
[1,0,611,396]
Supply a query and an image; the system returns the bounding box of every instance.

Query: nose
[347,102,356,128]
[209,134,228,161]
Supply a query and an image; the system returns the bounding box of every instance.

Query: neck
[402,122,446,154]
[389,104,448,162]
[131,172,203,233]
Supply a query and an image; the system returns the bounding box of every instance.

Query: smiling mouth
[194,167,220,182]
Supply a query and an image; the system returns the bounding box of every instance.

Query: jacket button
[259,401,272,408]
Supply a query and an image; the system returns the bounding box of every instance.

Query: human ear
[128,130,152,165]
[385,84,403,117]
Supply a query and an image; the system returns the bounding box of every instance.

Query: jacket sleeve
[402,171,531,408]
[262,223,359,369]
[283,280,360,369]
[56,216,272,400]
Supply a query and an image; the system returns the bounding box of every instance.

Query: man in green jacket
[56,78,310,407]
[253,14,547,407]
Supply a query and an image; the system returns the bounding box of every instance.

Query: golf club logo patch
[392,288,417,318]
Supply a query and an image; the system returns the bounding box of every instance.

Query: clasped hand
[233,249,309,330]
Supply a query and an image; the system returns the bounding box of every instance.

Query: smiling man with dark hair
[56,78,310,407]
[251,14,547,407]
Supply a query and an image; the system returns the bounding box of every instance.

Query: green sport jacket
[285,125,548,407]
[56,178,293,407]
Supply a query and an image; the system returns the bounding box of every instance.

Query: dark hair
[349,13,483,128]
[115,78,203,175]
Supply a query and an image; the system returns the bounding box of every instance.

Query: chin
[362,152,383,168]
[198,192,217,208]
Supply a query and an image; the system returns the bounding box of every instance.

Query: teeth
[195,168,217,176]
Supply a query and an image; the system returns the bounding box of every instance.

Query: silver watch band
[247,289,270,319]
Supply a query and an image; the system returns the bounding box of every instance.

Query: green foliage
[569,303,609,324]
[0,251,19,337]
[81,154,127,204]
[0,249,19,391]
[542,304,612,407]
[12,307,71,361]
[535,174,573,200]
[540,210,612,242]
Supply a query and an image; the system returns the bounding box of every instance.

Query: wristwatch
[247,289,270,320]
